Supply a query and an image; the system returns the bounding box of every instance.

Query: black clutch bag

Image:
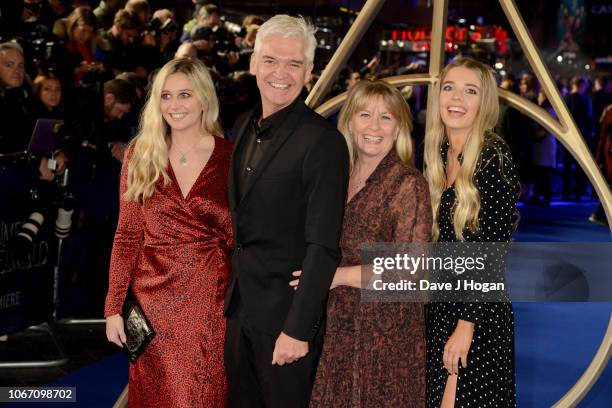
[122,292,156,363]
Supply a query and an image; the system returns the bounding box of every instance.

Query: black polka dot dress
[426,135,520,407]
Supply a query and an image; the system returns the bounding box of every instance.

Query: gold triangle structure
[307,1,612,406]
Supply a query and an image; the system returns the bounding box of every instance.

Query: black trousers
[224,289,324,408]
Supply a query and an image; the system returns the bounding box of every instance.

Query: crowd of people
[0,1,610,407]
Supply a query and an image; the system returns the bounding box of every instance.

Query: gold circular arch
[314,73,612,407]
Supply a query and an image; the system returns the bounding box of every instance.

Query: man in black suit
[224,14,349,408]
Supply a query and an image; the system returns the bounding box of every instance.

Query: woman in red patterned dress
[104,58,232,407]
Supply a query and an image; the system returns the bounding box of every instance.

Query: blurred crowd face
[160,73,204,134]
[118,27,139,46]
[439,66,482,137]
[537,90,547,106]
[200,12,221,28]
[175,43,198,60]
[250,34,313,118]
[72,20,95,44]
[0,48,26,88]
[39,78,62,109]
[349,96,398,161]
[22,0,43,21]
[347,72,361,89]
[104,93,131,121]
[193,37,214,53]
[518,80,528,96]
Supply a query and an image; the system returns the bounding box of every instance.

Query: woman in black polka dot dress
[423,57,520,407]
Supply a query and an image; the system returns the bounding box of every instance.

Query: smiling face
[160,72,204,133]
[349,96,398,162]
[439,66,482,138]
[250,34,312,118]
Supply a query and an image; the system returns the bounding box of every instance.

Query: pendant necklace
[174,139,199,166]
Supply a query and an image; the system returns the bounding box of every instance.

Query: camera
[146,18,178,38]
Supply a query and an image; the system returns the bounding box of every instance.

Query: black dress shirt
[235,98,300,198]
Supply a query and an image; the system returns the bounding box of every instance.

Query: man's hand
[55,151,67,175]
[110,142,127,163]
[272,332,308,366]
[38,157,54,181]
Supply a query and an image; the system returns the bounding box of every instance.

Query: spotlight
[495,62,503,70]
[585,64,591,70]
[556,55,563,63]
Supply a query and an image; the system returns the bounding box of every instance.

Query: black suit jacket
[225,99,349,341]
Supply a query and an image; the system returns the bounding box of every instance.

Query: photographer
[141,9,180,65]
[189,24,239,76]
[54,7,107,86]
[98,9,143,76]
[0,42,33,155]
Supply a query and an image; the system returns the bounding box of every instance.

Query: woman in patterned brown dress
[292,80,432,407]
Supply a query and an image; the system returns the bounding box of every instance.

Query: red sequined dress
[105,137,233,408]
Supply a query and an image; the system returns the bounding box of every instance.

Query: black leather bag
[122,292,155,363]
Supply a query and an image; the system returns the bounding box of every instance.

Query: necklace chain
[173,139,200,166]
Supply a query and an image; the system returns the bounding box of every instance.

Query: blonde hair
[424,57,500,241]
[338,80,413,171]
[124,58,222,202]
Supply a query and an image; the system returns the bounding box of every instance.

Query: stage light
[381,40,388,46]
[500,69,507,76]
[585,64,591,70]
[458,18,466,24]
[495,62,504,70]
[469,25,476,31]
[557,55,563,62]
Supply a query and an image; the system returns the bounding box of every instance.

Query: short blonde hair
[338,79,413,171]
[254,15,317,64]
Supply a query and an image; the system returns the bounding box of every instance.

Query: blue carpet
[3,353,128,407]
[513,202,611,407]
[8,202,608,407]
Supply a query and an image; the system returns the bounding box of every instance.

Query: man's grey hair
[0,42,24,56]
[254,15,317,65]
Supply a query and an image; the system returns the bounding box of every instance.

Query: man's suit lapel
[228,113,251,210]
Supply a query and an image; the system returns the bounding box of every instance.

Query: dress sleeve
[390,172,433,243]
[103,150,144,317]
[460,141,520,324]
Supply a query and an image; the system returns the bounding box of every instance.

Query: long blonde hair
[424,57,500,241]
[124,58,222,202]
[337,80,413,171]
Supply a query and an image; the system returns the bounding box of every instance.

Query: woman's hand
[106,314,126,348]
[289,270,301,290]
[443,319,474,375]
[289,268,346,291]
